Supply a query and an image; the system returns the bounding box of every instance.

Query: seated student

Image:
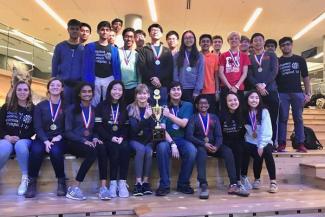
[241,90,278,193]
[95,80,130,199]
[156,81,196,196]
[128,84,155,196]
[25,78,66,198]
[220,92,250,193]
[0,81,34,196]
[65,82,106,200]
[186,95,249,199]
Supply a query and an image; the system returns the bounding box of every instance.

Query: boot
[57,177,67,196]
[25,177,37,198]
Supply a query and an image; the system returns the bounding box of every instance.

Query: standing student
[212,35,223,56]
[155,81,196,196]
[65,82,106,200]
[95,80,130,198]
[241,90,278,193]
[186,95,249,199]
[0,81,34,196]
[265,39,278,53]
[276,37,311,152]
[25,78,66,198]
[80,22,91,44]
[199,34,219,114]
[135,29,146,50]
[108,31,117,47]
[128,84,155,196]
[173,30,204,103]
[138,23,173,105]
[52,19,84,105]
[248,33,279,146]
[83,21,121,106]
[240,36,250,55]
[166,30,179,56]
[119,27,140,106]
[111,18,124,48]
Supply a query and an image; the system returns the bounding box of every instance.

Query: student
[138,23,173,105]
[186,95,249,199]
[119,27,140,106]
[83,21,121,106]
[52,19,84,105]
[65,82,106,200]
[128,84,155,196]
[173,30,204,103]
[241,90,278,193]
[108,30,117,47]
[135,29,146,50]
[111,18,124,48]
[212,35,223,56]
[166,30,179,56]
[276,37,311,152]
[25,78,66,198]
[199,34,219,114]
[240,35,250,55]
[95,80,130,198]
[0,81,34,196]
[248,33,279,146]
[265,39,278,53]
[156,81,196,196]
[80,22,91,44]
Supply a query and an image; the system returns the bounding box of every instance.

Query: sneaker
[25,177,37,198]
[297,144,308,153]
[133,183,143,196]
[17,175,28,196]
[235,184,250,197]
[142,182,153,195]
[269,181,278,193]
[252,179,261,189]
[66,186,86,200]
[228,184,238,195]
[277,143,286,152]
[57,177,67,196]
[98,186,111,200]
[118,180,129,198]
[176,185,194,194]
[155,186,170,196]
[108,180,118,198]
[199,183,209,199]
[240,176,252,190]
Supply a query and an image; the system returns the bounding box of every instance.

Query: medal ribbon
[171,106,179,117]
[185,50,190,66]
[249,111,257,132]
[49,99,61,123]
[151,44,163,61]
[111,104,120,124]
[254,51,265,67]
[81,105,92,129]
[198,113,210,136]
[229,49,240,67]
[123,49,132,65]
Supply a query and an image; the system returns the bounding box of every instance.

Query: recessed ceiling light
[21,17,30,22]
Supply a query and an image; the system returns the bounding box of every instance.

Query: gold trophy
[152,89,165,141]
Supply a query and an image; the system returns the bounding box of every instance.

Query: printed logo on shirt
[292,62,299,70]
[225,57,240,73]
[95,50,111,64]
[279,62,300,76]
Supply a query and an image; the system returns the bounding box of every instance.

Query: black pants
[201,93,219,115]
[224,140,244,181]
[262,90,280,144]
[106,140,130,180]
[220,87,244,115]
[241,143,276,180]
[124,88,136,106]
[181,89,194,103]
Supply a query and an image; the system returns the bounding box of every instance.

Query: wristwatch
[169,141,176,147]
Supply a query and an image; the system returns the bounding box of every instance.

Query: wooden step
[300,163,325,189]
[288,120,325,125]
[292,109,325,115]
[287,124,325,132]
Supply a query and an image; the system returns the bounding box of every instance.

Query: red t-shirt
[219,51,250,90]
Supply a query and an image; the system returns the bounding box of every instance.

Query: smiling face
[79,85,93,102]
[200,37,211,52]
[228,33,240,49]
[196,98,209,113]
[149,27,162,41]
[123,31,135,48]
[16,83,30,102]
[213,38,223,52]
[226,93,239,112]
[252,36,265,51]
[183,32,195,48]
[136,90,150,104]
[247,92,260,109]
[110,83,123,101]
[48,79,63,96]
[169,85,182,101]
[167,34,178,49]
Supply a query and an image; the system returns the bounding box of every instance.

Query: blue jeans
[278,93,305,144]
[156,137,196,188]
[0,139,31,175]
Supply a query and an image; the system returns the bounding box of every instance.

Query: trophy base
[153,128,165,142]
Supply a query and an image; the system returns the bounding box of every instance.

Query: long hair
[176,30,200,70]
[7,80,33,112]
[127,84,150,121]
[221,92,244,126]
[244,90,266,125]
[47,77,64,101]
[73,82,94,114]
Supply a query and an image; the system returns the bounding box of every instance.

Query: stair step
[292,109,325,115]
[288,120,325,124]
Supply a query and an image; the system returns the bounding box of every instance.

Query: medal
[258,67,263,72]
[249,111,257,139]
[185,51,191,72]
[49,99,61,131]
[83,130,90,137]
[229,49,240,67]
[199,113,210,143]
[155,59,160,65]
[254,51,265,73]
[50,124,57,131]
[151,44,163,66]
[252,131,257,138]
[81,105,92,136]
[122,49,132,65]
[111,104,119,131]
[186,66,192,72]
[172,124,180,130]
[138,130,143,136]
[112,124,118,131]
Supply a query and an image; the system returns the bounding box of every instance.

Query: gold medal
[83,130,90,137]
[204,137,209,143]
[50,123,57,131]
[112,125,118,131]
[252,131,257,138]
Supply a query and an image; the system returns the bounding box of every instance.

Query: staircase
[300,163,325,189]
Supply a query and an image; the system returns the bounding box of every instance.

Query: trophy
[152,89,165,141]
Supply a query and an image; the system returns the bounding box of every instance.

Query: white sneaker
[252,179,261,189]
[108,180,117,198]
[118,180,129,198]
[240,176,252,190]
[17,175,28,196]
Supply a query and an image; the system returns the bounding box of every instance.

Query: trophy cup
[152,89,165,141]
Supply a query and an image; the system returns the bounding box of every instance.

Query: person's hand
[111,136,119,144]
[205,143,217,153]
[84,140,95,148]
[93,138,103,145]
[163,107,171,118]
[304,94,311,104]
[12,136,20,143]
[51,135,62,142]
[171,144,180,159]
[151,77,161,88]
[4,135,16,144]
[230,86,238,93]
[258,147,264,157]
[44,140,54,153]
[116,137,123,144]
[144,106,153,119]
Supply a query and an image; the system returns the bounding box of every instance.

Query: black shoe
[199,183,209,199]
[133,183,143,196]
[25,177,37,198]
[57,177,67,196]
[142,182,153,195]
[177,185,194,194]
[155,187,170,196]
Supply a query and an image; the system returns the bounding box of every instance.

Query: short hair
[166,30,179,40]
[148,23,163,33]
[279,37,293,46]
[212,35,223,42]
[250,33,264,43]
[240,35,250,43]
[135,29,146,37]
[194,94,209,105]
[227,32,241,41]
[265,39,278,49]
[199,34,212,42]
[97,21,111,31]
[67,19,81,28]
[168,81,183,93]
[112,18,123,26]
[80,22,91,33]
[122,27,135,37]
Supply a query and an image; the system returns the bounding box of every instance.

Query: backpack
[290,126,323,150]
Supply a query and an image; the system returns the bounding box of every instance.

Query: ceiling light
[243,8,263,32]
[293,12,325,40]
[14,55,35,66]
[147,0,158,22]
[314,52,324,59]
[35,0,66,29]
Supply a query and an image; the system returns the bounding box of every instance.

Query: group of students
[0,17,312,200]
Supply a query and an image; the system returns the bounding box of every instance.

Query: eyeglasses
[280,42,292,47]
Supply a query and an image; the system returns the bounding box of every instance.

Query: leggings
[129,140,153,178]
